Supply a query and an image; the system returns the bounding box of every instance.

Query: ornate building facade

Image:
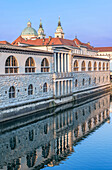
[0,18,110,120]
[95,46,112,78]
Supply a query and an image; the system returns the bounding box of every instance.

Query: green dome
[21,21,37,36]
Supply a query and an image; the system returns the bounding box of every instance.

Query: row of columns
[54,131,73,155]
[55,80,72,96]
[54,111,72,130]
[54,53,69,72]
[74,110,108,138]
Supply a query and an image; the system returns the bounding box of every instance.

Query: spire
[39,18,43,28]
[58,16,61,26]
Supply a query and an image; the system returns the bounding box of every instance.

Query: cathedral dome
[21,21,37,36]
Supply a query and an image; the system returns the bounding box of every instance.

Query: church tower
[55,17,64,39]
[37,19,46,39]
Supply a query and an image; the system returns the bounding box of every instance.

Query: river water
[0,93,112,170]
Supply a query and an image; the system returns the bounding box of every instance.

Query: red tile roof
[12,36,94,51]
[73,38,94,50]
[12,36,78,47]
[94,47,112,52]
[0,41,11,45]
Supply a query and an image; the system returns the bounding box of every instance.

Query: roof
[12,36,77,47]
[94,47,112,52]
[73,38,94,50]
[12,36,95,51]
[0,41,11,45]
[0,44,53,54]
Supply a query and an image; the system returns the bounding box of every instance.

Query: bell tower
[55,17,64,39]
[37,19,46,39]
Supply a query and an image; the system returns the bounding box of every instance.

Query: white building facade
[0,19,110,120]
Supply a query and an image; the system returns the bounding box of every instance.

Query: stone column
[59,81,61,96]
[91,118,94,128]
[65,53,66,72]
[85,122,89,132]
[66,54,68,72]
[68,80,70,94]
[68,130,73,152]
[57,81,59,96]
[54,81,56,96]
[60,53,61,72]
[62,135,64,152]
[63,53,65,72]
[70,80,72,93]
[61,53,63,73]
[79,125,83,136]
[61,81,63,96]
[68,54,70,72]
[63,81,65,95]
[54,53,56,72]
[65,81,66,94]
[58,53,60,72]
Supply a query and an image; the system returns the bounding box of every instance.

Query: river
[0,92,112,170]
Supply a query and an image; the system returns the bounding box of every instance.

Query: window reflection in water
[0,93,110,169]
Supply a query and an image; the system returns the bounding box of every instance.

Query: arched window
[94,77,96,84]
[99,62,101,71]
[28,84,33,95]
[26,151,36,168]
[82,78,85,86]
[44,124,48,134]
[106,63,109,70]
[75,79,78,87]
[89,106,91,113]
[89,78,91,85]
[94,62,97,71]
[5,56,18,73]
[29,130,34,141]
[10,136,16,150]
[25,57,35,73]
[42,143,50,158]
[74,60,79,71]
[41,58,49,72]
[81,61,86,71]
[9,86,15,98]
[88,61,92,71]
[103,62,105,70]
[43,83,47,92]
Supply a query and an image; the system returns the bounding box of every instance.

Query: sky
[0,0,112,47]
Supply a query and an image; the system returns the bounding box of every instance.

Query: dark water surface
[0,93,112,170]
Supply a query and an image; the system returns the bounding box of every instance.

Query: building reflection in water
[0,93,110,169]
